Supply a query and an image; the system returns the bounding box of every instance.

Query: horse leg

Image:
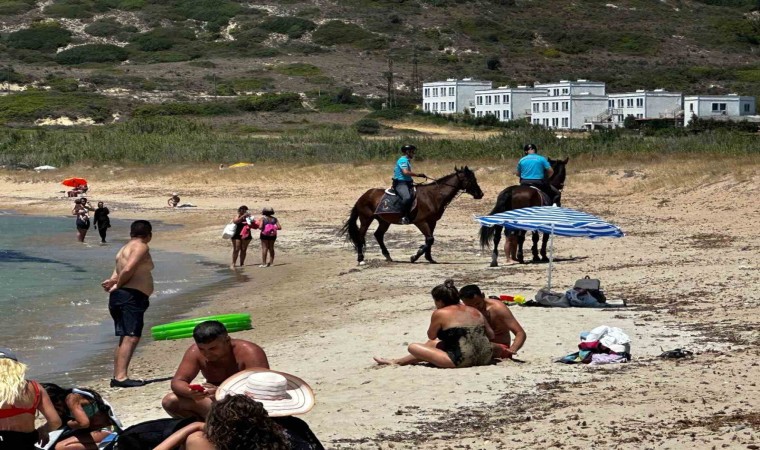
[532,231,540,262]
[374,220,392,262]
[541,232,550,262]
[411,222,433,263]
[423,221,438,264]
[357,216,373,265]
[516,231,526,264]
[490,226,502,267]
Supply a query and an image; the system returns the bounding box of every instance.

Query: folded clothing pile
[557,325,631,365]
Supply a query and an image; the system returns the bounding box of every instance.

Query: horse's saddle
[527,186,552,206]
[375,187,417,218]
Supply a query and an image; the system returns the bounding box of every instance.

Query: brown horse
[341,167,484,265]
[479,158,568,266]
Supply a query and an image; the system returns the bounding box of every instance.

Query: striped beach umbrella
[475,206,624,289]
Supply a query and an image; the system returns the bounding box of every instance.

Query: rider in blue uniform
[393,144,426,224]
[516,143,556,205]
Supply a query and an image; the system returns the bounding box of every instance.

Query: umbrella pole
[547,224,555,290]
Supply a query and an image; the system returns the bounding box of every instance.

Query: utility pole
[410,47,420,100]
[384,56,395,109]
[213,73,217,99]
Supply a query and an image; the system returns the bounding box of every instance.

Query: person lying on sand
[162,321,269,420]
[374,280,494,368]
[459,284,526,359]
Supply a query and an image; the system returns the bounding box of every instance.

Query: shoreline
[3,158,759,448]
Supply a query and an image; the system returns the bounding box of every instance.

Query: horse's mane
[416,167,471,187]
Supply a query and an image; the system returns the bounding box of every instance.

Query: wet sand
[3,156,759,448]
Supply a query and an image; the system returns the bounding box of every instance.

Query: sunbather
[0,348,61,450]
[162,321,269,420]
[459,285,527,359]
[374,280,494,368]
[156,370,322,450]
[42,383,121,450]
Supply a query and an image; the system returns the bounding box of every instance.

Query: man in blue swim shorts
[101,220,154,388]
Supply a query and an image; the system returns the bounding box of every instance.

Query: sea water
[0,212,231,384]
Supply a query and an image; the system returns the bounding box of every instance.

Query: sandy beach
[3,155,759,449]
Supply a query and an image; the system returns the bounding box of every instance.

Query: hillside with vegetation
[0,0,759,165]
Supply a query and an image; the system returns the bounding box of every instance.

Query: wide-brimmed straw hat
[216,369,314,417]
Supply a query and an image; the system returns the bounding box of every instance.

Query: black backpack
[103,418,199,450]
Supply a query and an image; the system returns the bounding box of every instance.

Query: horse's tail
[339,205,362,251]
[479,187,514,249]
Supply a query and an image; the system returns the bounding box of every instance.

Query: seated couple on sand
[159,321,323,450]
[375,280,526,368]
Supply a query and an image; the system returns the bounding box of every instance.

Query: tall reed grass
[0,118,757,167]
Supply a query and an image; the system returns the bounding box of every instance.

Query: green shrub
[274,63,321,77]
[84,19,125,37]
[237,93,302,112]
[55,44,129,65]
[46,77,80,92]
[43,0,108,19]
[187,60,217,68]
[0,90,111,124]
[230,77,275,93]
[0,66,27,83]
[367,108,408,120]
[258,16,316,38]
[6,23,72,52]
[313,87,361,112]
[0,0,37,15]
[169,0,242,31]
[132,102,237,117]
[312,21,388,50]
[130,28,195,52]
[354,118,381,134]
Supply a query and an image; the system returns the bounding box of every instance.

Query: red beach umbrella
[62,177,88,187]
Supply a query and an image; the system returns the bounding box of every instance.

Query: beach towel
[101,418,199,450]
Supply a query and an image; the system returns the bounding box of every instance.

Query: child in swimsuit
[42,384,121,450]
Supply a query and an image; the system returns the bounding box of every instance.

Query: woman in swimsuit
[0,348,62,450]
[230,205,253,269]
[43,384,119,450]
[72,198,92,243]
[374,280,494,368]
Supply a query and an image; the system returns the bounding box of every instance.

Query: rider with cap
[516,143,556,205]
[393,144,426,225]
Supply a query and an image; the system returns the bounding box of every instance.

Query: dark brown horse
[341,167,484,265]
[479,158,568,266]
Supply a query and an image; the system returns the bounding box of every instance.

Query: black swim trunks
[109,288,150,337]
[0,430,40,449]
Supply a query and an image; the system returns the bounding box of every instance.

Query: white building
[683,94,756,126]
[422,78,492,115]
[473,86,547,122]
[530,80,608,129]
[605,89,683,126]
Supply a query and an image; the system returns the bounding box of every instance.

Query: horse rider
[393,144,426,224]
[516,143,557,205]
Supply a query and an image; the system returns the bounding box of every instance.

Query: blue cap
[0,347,19,361]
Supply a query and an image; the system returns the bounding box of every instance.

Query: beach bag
[222,222,236,239]
[574,276,606,303]
[103,418,197,450]
[262,218,278,237]
[534,288,570,307]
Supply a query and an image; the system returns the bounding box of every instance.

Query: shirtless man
[101,220,154,388]
[459,284,526,359]
[162,321,269,420]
